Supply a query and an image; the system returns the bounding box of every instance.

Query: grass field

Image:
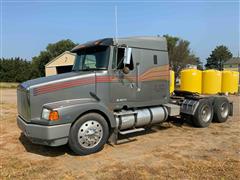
[0,82,19,88]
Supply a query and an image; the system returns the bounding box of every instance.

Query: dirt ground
[0,88,239,179]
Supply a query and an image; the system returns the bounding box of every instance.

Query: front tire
[213,97,230,123]
[192,99,213,128]
[69,113,109,155]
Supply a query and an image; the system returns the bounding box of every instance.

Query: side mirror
[122,66,130,74]
[123,47,132,65]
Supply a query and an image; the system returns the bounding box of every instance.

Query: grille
[17,85,30,122]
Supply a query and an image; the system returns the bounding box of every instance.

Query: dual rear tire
[192,99,213,127]
[213,97,230,123]
[192,97,230,128]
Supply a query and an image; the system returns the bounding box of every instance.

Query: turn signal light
[49,111,59,121]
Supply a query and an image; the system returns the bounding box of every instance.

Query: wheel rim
[200,104,212,122]
[220,102,229,118]
[78,120,103,149]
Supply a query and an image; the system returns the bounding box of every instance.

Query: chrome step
[119,128,145,135]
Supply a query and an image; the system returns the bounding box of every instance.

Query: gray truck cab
[17,36,232,155]
[70,37,170,109]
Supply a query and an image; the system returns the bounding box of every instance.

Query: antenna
[114,5,118,44]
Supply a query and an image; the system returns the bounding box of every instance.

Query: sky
[1,0,239,65]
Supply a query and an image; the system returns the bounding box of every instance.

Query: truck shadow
[19,133,75,157]
[116,117,193,145]
[19,118,193,157]
[116,125,170,145]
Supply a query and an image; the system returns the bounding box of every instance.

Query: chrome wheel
[77,120,103,149]
[192,99,213,128]
[200,104,212,122]
[220,102,229,118]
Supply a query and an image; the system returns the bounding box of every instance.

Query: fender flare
[43,98,116,128]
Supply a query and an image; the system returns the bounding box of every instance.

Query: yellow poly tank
[202,70,222,94]
[180,69,202,94]
[222,70,239,94]
[232,71,239,93]
[170,70,175,94]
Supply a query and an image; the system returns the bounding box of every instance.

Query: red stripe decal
[34,76,114,96]
[35,77,94,92]
[33,67,170,96]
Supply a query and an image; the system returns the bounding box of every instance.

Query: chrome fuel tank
[115,106,168,130]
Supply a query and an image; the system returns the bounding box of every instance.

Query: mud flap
[229,102,233,116]
[108,128,118,145]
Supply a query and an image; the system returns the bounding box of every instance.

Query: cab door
[110,47,137,108]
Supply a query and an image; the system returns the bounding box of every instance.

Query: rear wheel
[192,99,213,128]
[69,113,109,155]
[213,97,230,123]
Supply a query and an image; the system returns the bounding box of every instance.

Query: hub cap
[201,104,211,122]
[78,120,103,148]
[220,102,229,118]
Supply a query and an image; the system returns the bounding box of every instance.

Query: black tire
[192,99,213,128]
[68,113,109,155]
[213,97,230,123]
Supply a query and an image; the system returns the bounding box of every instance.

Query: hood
[20,71,93,90]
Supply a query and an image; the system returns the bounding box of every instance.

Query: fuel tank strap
[148,108,153,125]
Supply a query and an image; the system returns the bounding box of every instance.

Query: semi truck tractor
[17,36,233,155]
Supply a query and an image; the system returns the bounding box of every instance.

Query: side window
[116,48,134,70]
[84,55,96,68]
[153,55,158,64]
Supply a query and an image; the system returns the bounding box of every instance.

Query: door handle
[136,62,141,91]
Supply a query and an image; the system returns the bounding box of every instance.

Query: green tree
[205,45,232,70]
[0,57,32,82]
[32,39,77,77]
[163,35,202,77]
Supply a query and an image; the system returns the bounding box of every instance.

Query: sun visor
[71,38,113,53]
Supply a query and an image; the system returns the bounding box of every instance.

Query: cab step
[119,128,145,135]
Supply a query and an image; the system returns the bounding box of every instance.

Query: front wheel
[68,113,109,155]
[192,99,213,128]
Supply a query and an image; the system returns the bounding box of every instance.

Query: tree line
[0,57,32,82]
[0,36,233,83]
[0,39,77,82]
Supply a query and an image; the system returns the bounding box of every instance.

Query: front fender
[43,98,116,128]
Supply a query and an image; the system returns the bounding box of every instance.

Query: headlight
[42,108,50,120]
[41,108,59,121]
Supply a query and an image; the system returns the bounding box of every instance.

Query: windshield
[73,46,110,71]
